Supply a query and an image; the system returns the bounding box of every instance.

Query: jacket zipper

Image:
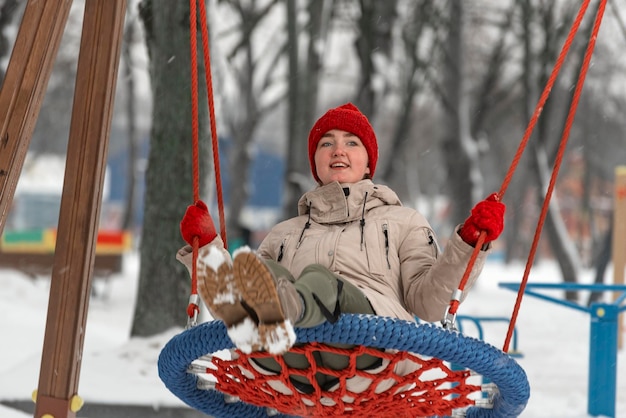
[382,223,391,269]
[427,231,438,257]
[296,203,312,249]
[277,239,285,262]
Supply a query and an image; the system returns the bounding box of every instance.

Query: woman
[178,103,504,395]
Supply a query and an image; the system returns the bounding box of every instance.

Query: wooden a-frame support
[0,1,126,417]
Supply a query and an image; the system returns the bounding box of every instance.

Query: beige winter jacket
[257,179,488,323]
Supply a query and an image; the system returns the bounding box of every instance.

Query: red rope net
[194,344,482,418]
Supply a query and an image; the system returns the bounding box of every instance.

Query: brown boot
[232,246,303,355]
[196,245,262,352]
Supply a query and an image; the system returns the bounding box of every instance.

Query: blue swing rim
[158,314,529,418]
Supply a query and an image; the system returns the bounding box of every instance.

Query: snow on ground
[0,252,625,417]
[0,404,29,418]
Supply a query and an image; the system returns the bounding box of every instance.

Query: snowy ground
[0,252,624,417]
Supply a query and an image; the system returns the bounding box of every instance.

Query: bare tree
[215,0,285,247]
[377,0,436,195]
[118,2,141,231]
[282,0,330,219]
[465,3,530,262]
[132,0,210,336]
[518,0,585,300]
[30,3,85,156]
[439,1,483,222]
[352,0,396,117]
[121,1,140,232]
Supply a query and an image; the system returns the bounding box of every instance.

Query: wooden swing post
[0,1,72,227]
[0,1,126,417]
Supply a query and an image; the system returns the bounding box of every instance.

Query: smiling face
[313,129,371,185]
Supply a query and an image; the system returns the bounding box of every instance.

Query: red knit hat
[308,103,378,183]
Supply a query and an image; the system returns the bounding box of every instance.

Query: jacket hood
[297,180,402,224]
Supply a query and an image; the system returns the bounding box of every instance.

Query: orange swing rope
[443,0,607,354]
[186,0,227,325]
[501,0,607,352]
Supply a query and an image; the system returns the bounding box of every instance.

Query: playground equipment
[0,156,131,278]
[0,1,126,417]
[500,282,626,418]
[499,166,626,418]
[159,0,607,417]
[0,229,131,279]
[455,315,523,359]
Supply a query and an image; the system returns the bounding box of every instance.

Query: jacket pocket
[420,227,439,258]
[364,221,390,277]
[278,228,325,273]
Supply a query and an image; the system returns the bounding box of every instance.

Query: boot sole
[233,251,286,323]
[233,250,296,354]
[197,250,249,328]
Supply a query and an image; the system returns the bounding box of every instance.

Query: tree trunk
[353,0,396,119]
[353,0,377,116]
[132,0,209,336]
[282,0,327,220]
[441,0,481,223]
[531,144,581,301]
[222,3,261,247]
[214,0,285,243]
[518,0,588,300]
[225,111,257,250]
[587,218,612,305]
[379,0,431,189]
[121,2,138,231]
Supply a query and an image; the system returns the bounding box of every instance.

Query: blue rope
[158,314,529,418]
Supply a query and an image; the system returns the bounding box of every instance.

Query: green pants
[253,261,381,392]
[265,260,376,327]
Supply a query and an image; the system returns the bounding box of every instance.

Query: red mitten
[458,193,505,247]
[180,200,217,247]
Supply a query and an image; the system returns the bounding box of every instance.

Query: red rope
[446,0,604,353]
[186,0,228,321]
[187,0,200,321]
[197,0,227,248]
[502,0,607,352]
